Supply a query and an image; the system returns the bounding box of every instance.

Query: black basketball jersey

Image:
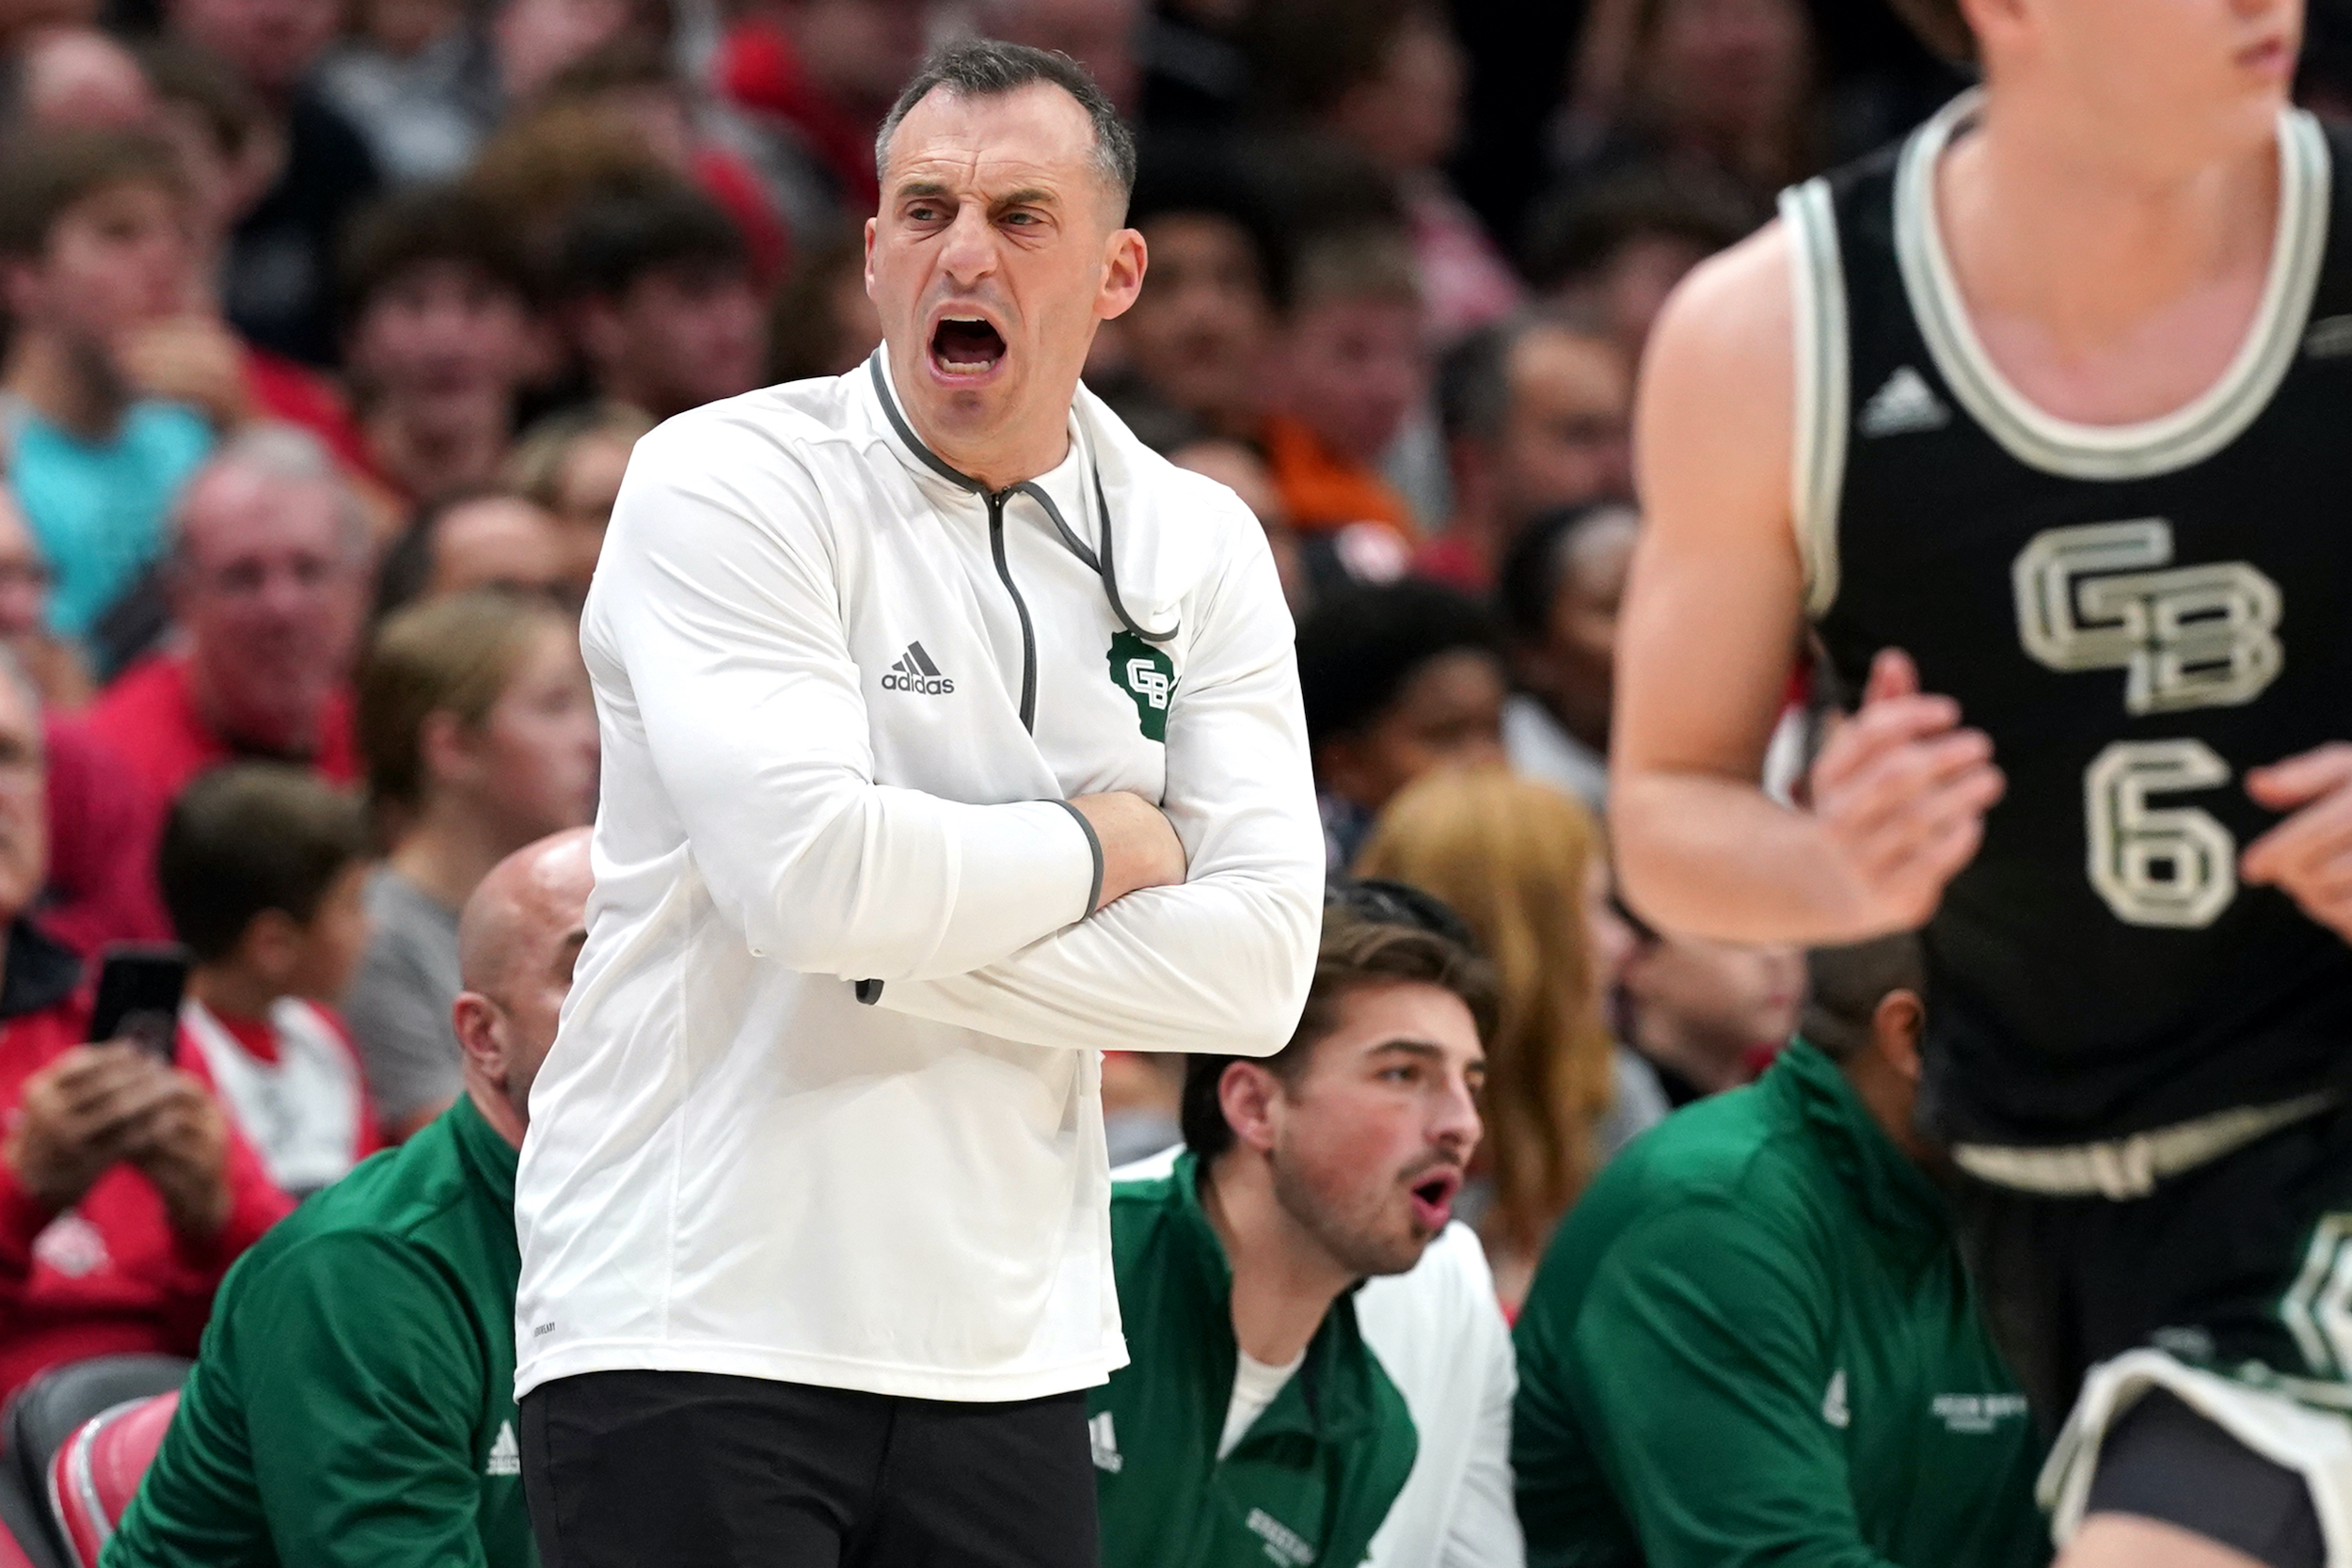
[1796,91,2352,1146]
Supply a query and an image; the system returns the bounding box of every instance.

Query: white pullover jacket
[513,356,1323,1403]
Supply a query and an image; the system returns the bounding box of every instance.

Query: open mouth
[2238,34,2292,76]
[1406,1169,1462,1232]
[930,314,1008,377]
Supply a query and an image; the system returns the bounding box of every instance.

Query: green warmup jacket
[103,1096,532,1568]
[1512,1042,2046,1568]
[1090,1152,1418,1568]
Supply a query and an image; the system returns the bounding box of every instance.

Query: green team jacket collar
[450,1093,518,1211]
[1090,1151,1418,1568]
[1156,1149,1391,1445]
[1772,1039,1950,1270]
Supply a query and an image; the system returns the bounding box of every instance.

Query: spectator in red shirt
[160,765,383,1198]
[0,656,292,1401]
[84,423,370,810]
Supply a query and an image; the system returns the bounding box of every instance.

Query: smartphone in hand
[87,944,192,1063]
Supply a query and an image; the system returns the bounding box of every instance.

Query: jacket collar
[1767,1040,1950,1265]
[1166,1150,1388,1447]
[447,1092,519,1212]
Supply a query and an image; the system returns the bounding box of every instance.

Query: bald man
[109,831,593,1568]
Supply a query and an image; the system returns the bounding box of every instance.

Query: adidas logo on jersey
[485,1419,521,1477]
[880,641,954,695]
[2305,314,2352,358]
[1858,366,1951,437]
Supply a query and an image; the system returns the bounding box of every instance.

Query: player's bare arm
[1609,222,2004,945]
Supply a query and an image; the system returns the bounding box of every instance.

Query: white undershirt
[1219,1347,1307,1459]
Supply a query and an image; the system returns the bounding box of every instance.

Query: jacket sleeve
[871,519,1322,1056]
[235,1233,496,1568]
[591,419,1098,983]
[1540,1199,1899,1568]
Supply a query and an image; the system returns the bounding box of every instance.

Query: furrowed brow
[992,186,1059,213]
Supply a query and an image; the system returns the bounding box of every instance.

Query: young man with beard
[1088,910,1491,1568]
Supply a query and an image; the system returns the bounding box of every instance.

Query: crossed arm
[595,430,1321,1057]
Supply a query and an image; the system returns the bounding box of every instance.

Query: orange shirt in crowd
[1260,415,1418,543]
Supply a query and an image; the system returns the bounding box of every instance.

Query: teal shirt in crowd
[1513,1041,2047,1568]
[1091,1151,1419,1568]
[103,1096,532,1568]
[2,397,211,638]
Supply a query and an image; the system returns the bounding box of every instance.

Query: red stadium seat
[42,1393,177,1568]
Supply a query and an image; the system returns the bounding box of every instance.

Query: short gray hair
[171,421,372,569]
[873,40,1136,211]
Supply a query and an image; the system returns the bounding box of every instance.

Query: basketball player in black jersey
[1612,1,2352,1566]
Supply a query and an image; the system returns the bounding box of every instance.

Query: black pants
[1956,1104,2352,1568]
[1956,1101,2352,1424]
[520,1370,1102,1568]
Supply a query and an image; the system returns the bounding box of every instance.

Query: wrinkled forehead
[183,467,348,562]
[881,81,1113,214]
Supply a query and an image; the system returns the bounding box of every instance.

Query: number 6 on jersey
[2084,739,2235,929]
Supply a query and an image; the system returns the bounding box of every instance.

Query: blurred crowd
[0,0,2349,1489]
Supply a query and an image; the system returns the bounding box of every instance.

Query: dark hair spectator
[536,39,790,284]
[374,488,567,617]
[1619,921,1804,1107]
[1495,500,1641,808]
[1295,580,1504,869]
[1260,217,1426,545]
[1559,0,1823,215]
[0,127,215,642]
[159,763,382,1195]
[340,182,541,506]
[1521,162,1758,365]
[164,0,386,364]
[967,0,1143,119]
[500,400,650,596]
[0,652,294,1402]
[345,589,596,1141]
[711,0,933,230]
[1417,313,1629,594]
[460,98,674,273]
[557,179,765,420]
[1105,142,1282,443]
[765,224,883,385]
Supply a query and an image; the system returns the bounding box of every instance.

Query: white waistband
[1953,1091,2340,1200]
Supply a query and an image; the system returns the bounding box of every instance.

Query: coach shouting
[511,40,1323,1568]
